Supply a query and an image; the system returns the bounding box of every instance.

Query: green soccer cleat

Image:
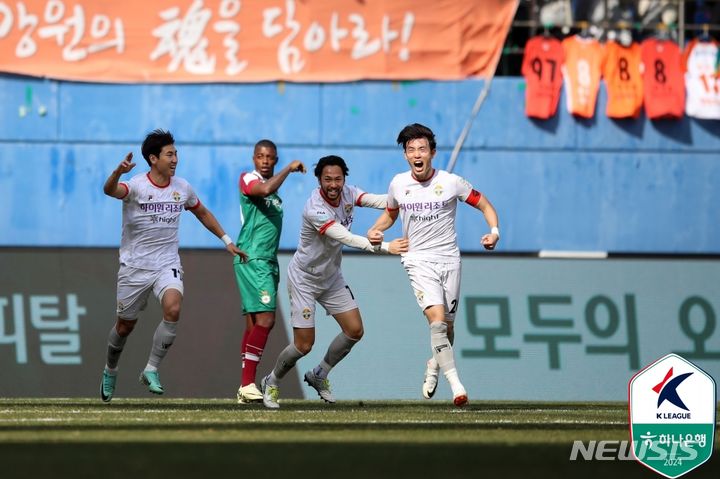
[260,375,280,409]
[100,369,117,403]
[304,370,336,403]
[139,370,164,395]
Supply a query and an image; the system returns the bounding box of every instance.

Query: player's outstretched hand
[388,238,409,255]
[289,160,307,174]
[117,152,136,174]
[481,233,499,250]
[367,228,384,245]
[227,244,248,262]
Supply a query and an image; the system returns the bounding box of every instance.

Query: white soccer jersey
[118,173,200,270]
[683,39,720,119]
[289,185,365,286]
[387,169,474,262]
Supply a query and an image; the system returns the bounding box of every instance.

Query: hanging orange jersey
[682,38,720,119]
[640,38,685,119]
[603,41,644,118]
[561,35,604,118]
[522,36,564,119]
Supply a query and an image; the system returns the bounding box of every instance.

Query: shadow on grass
[3,442,717,479]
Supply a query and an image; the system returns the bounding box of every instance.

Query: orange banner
[0,0,517,83]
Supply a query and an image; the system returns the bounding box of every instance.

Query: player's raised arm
[190,203,248,261]
[245,160,306,197]
[325,223,408,254]
[103,152,135,198]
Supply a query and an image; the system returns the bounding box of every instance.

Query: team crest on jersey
[433,184,443,197]
[344,203,353,215]
[415,290,425,302]
[260,290,271,304]
[302,307,312,320]
[172,191,181,202]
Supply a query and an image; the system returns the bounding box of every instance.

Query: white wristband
[490,227,500,238]
[380,241,390,253]
[221,234,233,246]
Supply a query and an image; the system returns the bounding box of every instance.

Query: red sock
[240,327,250,382]
[241,328,251,358]
[242,325,270,387]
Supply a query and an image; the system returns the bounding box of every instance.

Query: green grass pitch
[0,398,717,478]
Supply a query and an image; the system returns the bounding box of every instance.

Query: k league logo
[629,353,716,478]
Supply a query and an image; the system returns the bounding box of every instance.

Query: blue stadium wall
[0,75,718,253]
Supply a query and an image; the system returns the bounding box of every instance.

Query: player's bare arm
[367,208,399,245]
[247,160,307,197]
[474,195,500,250]
[191,203,248,261]
[103,152,135,198]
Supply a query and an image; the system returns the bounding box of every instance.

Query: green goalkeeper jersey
[236,171,283,260]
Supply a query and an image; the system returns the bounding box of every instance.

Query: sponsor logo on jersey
[314,210,329,223]
[458,177,473,189]
[409,213,439,222]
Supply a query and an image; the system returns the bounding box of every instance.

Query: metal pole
[679,0,685,48]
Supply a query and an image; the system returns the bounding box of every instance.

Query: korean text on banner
[0,0,518,83]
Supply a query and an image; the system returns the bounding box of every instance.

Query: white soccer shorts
[402,258,461,321]
[287,265,358,329]
[116,263,184,320]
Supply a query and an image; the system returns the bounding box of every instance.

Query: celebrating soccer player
[367,123,500,407]
[260,155,408,409]
[100,129,246,402]
[234,140,306,404]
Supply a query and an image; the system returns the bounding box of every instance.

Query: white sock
[430,322,465,396]
[443,367,466,398]
[426,357,439,374]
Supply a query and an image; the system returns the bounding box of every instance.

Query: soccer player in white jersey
[100,129,246,402]
[259,155,408,409]
[367,123,499,407]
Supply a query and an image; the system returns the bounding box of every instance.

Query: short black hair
[141,129,175,166]
[254,139,277,153]
[314,155,349,178]
[396,123,436,151]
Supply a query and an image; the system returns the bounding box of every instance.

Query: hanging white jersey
[683,38,720,119]
[118,173,200,270]
[289,185,365,285]
[387,170,476,262]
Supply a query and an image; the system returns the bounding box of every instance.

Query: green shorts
[234,258,279,314]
